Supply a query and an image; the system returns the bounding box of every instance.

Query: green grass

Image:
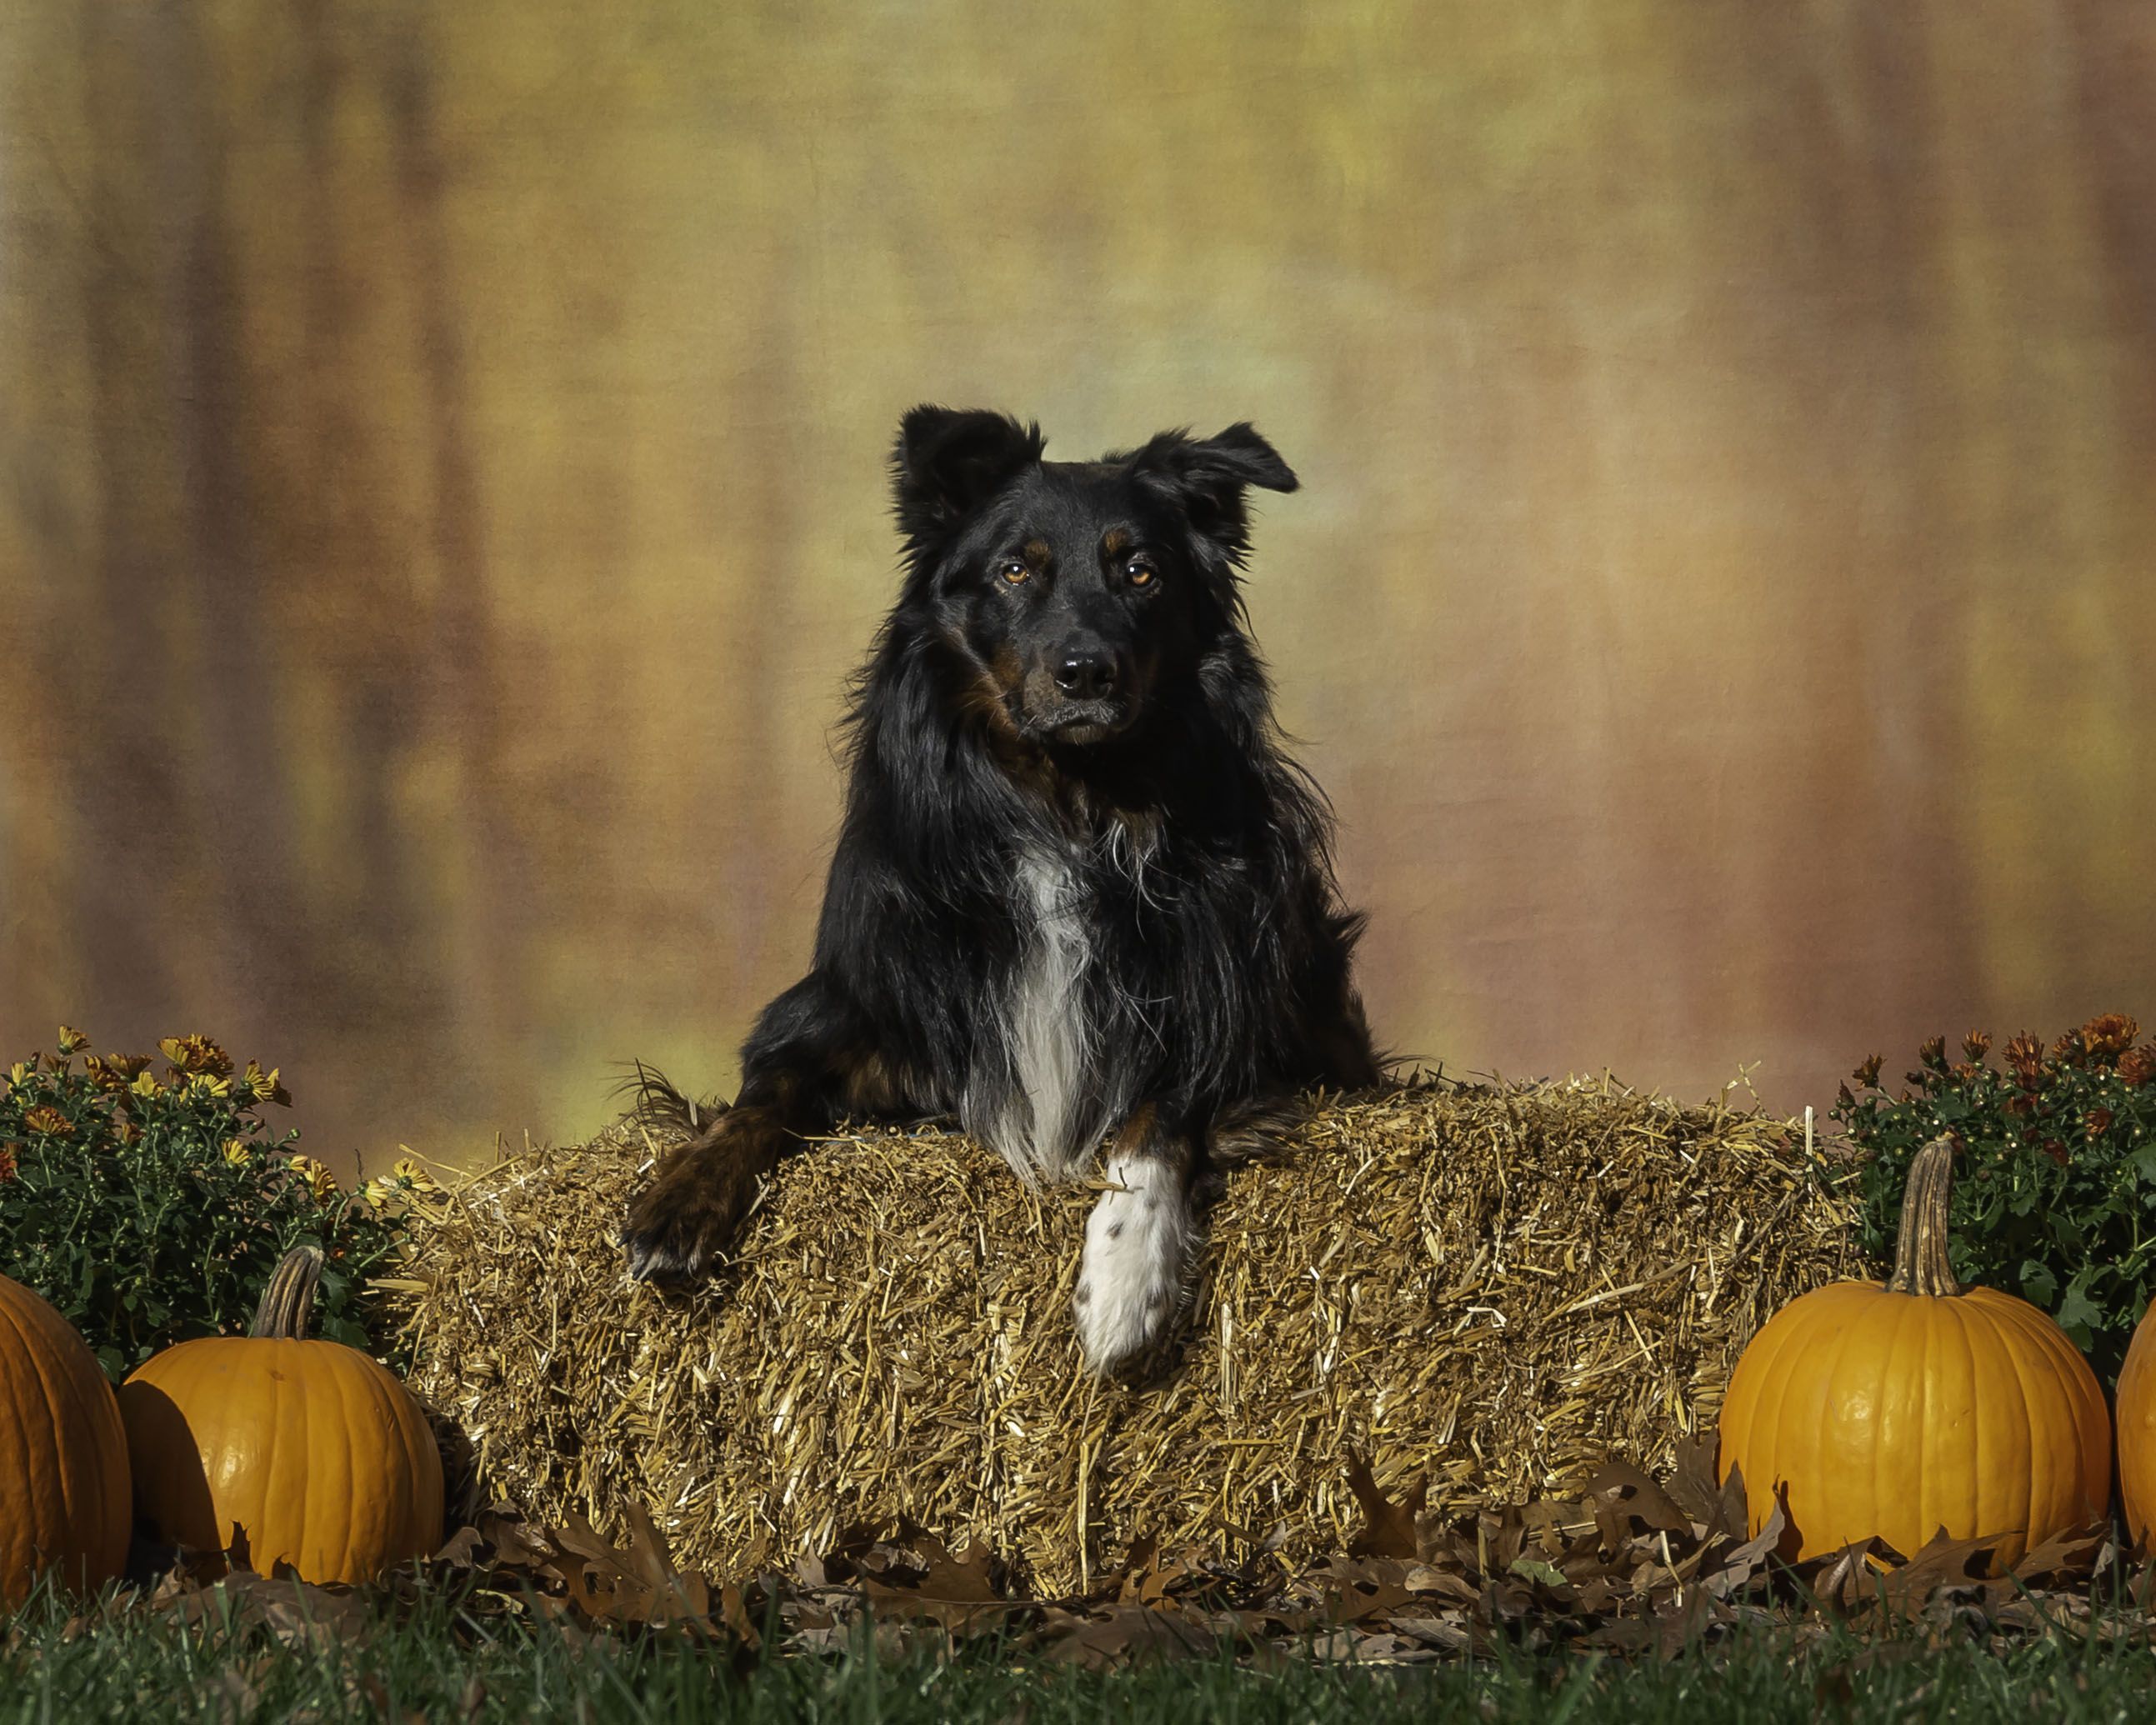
[7,1585,2156,1724]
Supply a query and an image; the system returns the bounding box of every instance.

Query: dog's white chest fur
[966,842,1119,1182]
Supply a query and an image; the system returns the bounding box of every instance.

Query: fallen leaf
[1344,1451,1428,1560]
[1587,1461,1693,1539]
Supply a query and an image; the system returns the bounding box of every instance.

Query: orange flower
[2088,1108,2116,1138]
[1918,1036,1948,1071]
[2122,1045,2156,1088]
[1853,1054,1883,1088]
[0,1142,16,1180]
[1962,1031,1993,1063]
[2006,1033,2046,1088]
[2041,1138,2071,1167]
[2080,1013,2139,1063]
[23,1104,69,1136]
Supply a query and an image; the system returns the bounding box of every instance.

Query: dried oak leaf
[533,1509,717,1634]
[1384,1613,1473,1654]
[1874,1530,2003,1620]
[1312,1556,1424,1626]
[1586,1460,1692,1537]
[1802,1538,1902,1614]
[1663,1437,1748,1540]
[1110,1533,1163,1604]
[1697,1492,1798,1599]
[1648,1588,1731,1661]
[1344,1450,1428,1560]
[2009,1526,2109,1588]
[431,1527,489,1572]
[1034,1603,1215,1668]
[860,1533,1009,1634]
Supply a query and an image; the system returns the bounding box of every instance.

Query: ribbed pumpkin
[1718,1136,2108,1571]
[1,1273,131,1606]
[118,1247,443,1583]
[2114,1302,2156,1548]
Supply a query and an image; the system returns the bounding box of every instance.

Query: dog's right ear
[892,407,1044,545]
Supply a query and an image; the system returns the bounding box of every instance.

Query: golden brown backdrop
[3,2,2152,1176]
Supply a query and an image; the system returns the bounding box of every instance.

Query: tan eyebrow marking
[1103,528,1133,558]
[1023,538,1052,564]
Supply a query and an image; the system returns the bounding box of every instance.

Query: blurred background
[3,1,2151,1178]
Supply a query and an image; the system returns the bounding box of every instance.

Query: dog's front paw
[1073,1153,1195,1374]
[619,1142,763,1282]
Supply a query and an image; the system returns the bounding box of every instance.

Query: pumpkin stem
[1885,1136,1962,1298]
[250,1245,325,1338]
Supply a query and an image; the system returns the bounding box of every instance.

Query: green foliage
[1834,1013,2156,1382]
[0,1026,417,1380]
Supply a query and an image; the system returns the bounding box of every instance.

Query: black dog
[622,406,1380,1372]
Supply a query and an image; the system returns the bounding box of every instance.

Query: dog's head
[889,406,1298,749]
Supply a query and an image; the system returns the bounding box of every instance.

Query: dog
[621,405,1381,1373]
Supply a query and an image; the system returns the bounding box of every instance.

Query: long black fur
[622,406,1381,1367]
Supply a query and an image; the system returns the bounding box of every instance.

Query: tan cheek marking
[988,646,1026,694]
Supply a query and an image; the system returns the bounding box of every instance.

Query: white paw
[1073,1153,1193,1372]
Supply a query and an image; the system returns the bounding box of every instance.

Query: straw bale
[389,1078,1862,1595]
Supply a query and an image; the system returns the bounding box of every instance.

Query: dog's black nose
[1053,652,1117,700]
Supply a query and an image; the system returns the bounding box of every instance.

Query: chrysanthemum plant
[0,1028,421,1379]
[1835,1012,2156,1383]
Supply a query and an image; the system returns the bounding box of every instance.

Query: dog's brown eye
[1125,558,1156,588]
[998,559,1029,585]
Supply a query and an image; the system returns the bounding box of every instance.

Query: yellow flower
[84,1053,153,1092]
[288,1154,338,1201]
[23,1104,70,1136]
[6,1063,27,1091]
[360,1178,399,1208]
[243,1062,292,1106]
[56,1026,88,1057]
[223,1138,253,1168]
[187,1072,234,1099]
[158,1035,233,1078]
[131,1070,162,1099]
[390,1153,440,1192]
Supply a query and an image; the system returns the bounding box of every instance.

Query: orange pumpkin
[1718,1136,2108,1571]
[1,1273,131,1607]
[2115,1301,2156,1548]
[118,1247,443,1583]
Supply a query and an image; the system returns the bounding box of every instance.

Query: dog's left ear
[892,406,1045,547]
[1125,424,1298,565]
